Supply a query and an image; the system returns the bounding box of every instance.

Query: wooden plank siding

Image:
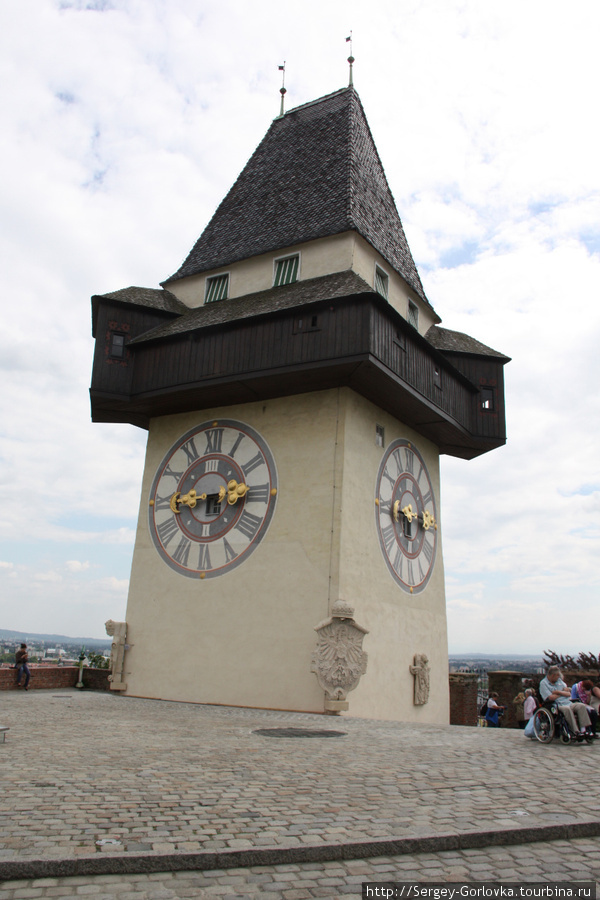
[91,294,507,459]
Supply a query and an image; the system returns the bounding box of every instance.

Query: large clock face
[375,439,437,594]
[148,420,277,578]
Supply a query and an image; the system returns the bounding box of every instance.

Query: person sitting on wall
[485,692,505,727]
[539,666,592,737]
[571,679,599,735]
[15,643,30,691]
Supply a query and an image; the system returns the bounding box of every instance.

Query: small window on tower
[293,314,320,334]
[375,424,385,447]
[109,333,126,358]
[375,266,389,298]
[274,254,299,286]
[205,273,229,303]
[481,387,495,411]
[408,301,419,330]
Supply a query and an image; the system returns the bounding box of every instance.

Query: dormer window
[408,300,419,330]
[375,266,389,298]
[205,273,229,303]
[274,254,299,287]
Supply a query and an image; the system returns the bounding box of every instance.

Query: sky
[0,0,599,654]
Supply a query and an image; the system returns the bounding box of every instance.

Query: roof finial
[278,62,287,117]
[346,33,354,87]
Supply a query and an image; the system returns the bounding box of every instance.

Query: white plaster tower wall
[124,391,346,711]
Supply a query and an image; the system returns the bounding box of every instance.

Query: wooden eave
[90,291,505,459]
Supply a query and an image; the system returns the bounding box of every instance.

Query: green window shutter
[408,301,419,330]
[274,255,299,287]
[375,268,388,298]
[205,274,229,303]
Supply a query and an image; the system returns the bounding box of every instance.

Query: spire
[346,33,354,87]
[163,88,428,305]
[278,62,286,117]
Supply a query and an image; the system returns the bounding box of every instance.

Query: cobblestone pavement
[2,837,600,899]
[2,690,600,897]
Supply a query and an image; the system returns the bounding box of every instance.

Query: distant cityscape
[0,628,111,665]
[1,628,546,674]
[449,653,545,674]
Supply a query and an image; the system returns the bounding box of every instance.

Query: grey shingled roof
[163,88,430,307]
[131,270,374,345]
[426,325,510,361]
[94,286,188,315]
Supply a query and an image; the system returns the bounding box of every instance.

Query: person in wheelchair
[571,679,599,734]
[539,666,593,738]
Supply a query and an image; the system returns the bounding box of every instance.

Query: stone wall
[449,672,478,726]
[82,668,112,691]
[0,666,110,692]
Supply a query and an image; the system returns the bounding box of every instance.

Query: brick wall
[487,671,524,728]
[449,672,478,725]
[82,667,111,691]
[0,666,110,691]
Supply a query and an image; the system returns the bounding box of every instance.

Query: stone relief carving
[105,620,128,691]
[311,600,368,707]
[409,653,430,705]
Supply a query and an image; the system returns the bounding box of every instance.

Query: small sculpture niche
[104,619,128,691]
[409,653,430,705]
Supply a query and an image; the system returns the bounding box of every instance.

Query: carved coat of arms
[311,600,368,701]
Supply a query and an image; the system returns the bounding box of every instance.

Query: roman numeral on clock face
[181,438,199,465]
[246,483,270,503]
[172,536,191,567]
[228,432,245,459]
[198,543,211,571]
[381,523,396,555]
[204,429,224,454]
[157,516,179,547]
[242,452,265,478]
[235,510,262,540]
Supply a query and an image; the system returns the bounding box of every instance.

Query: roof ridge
[283,86,353,118]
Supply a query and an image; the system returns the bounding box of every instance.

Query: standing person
[523,688,537,722]
[539,666,591,736]
[485,692,505,727]
[15,643,30,690]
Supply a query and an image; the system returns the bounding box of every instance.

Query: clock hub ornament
[149,420,277,579]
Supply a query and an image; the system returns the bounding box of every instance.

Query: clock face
[375,439,437,593]
[148,420,277,578]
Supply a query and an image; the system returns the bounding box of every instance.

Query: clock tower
[90,87,508,723]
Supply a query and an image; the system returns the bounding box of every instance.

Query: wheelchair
[532,701,595,745]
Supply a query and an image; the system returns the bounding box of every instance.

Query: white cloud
[65,560,90,572]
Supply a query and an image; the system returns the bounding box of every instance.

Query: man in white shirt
[539,666,591,736]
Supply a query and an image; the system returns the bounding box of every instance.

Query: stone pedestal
[105,620,128,691]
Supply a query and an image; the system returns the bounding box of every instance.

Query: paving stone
[3,692,600,897]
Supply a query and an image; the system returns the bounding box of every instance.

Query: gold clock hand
[226,479,249,505]
[420,510,436,530]
[169,489,207,513]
